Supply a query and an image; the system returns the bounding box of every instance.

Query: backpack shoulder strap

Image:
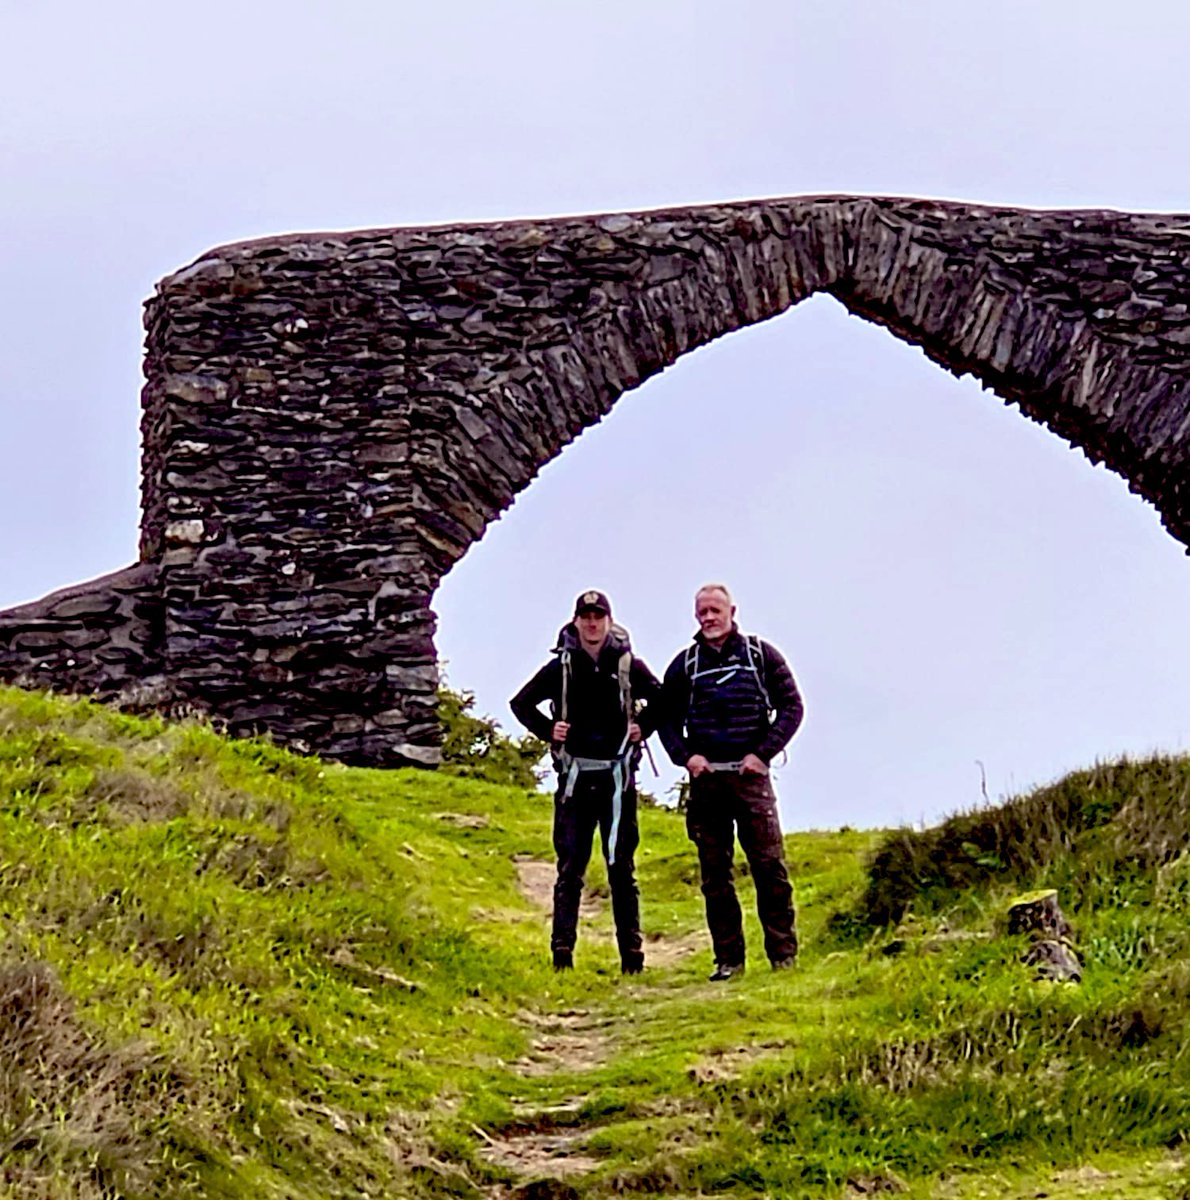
[551,622,580,725]
[683,642,699,681]
[558,648,571,724]
[617,650,633,719]
[743,634,773,713]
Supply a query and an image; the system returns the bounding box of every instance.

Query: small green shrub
[437,685,547,791]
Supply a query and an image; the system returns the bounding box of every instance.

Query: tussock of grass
[856,756,1190,927]
[0,962,182,1198]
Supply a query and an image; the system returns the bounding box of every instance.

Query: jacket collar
[694,624,742,656]
[559,622,629,668]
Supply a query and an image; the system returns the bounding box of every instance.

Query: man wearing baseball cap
[511,590,662,973]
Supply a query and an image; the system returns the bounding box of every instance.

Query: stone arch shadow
[3,195,1189,765]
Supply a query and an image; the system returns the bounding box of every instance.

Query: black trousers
[552,772,642,959]
[685,770,798,967]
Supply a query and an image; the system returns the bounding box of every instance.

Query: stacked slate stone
[3,196,1190,765]
[0,564,162,706]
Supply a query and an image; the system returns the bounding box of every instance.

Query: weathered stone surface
[1022,938,1083,983]
[0,564,162,701]
[1008,889,1082,983]
[1007,888,1074,941]
[6,195,1190,764]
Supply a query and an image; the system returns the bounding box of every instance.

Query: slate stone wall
[4,196,1190,764]
[0,565,163,706]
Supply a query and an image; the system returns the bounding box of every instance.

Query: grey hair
[695,582,734,607]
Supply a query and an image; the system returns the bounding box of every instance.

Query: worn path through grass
[443,802,1189,1199]
[465,864,1187,1199]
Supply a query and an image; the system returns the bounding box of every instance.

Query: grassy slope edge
[0,685,1186,1200]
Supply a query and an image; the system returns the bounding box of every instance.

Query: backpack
[683,632,772,715]
[553,622,634,728]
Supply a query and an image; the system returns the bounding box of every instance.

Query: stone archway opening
[435,288,1190,822]
[3,196,1190,771]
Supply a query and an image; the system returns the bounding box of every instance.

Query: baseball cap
[573,589,612,617]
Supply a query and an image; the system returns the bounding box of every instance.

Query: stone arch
[3,195,1190,765]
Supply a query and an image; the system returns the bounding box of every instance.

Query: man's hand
[552,720,570,743]
[627,722,642,743]
[687,754,711,778]
[740,753,769,776]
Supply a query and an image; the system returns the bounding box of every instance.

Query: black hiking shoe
[771,955,798,972]
[552,948,573,971]
[708,962,745,982]
[621,951,644,975]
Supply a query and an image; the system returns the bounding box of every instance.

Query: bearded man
[658,584,804,981]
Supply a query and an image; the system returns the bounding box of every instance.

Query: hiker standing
[510,590,662,974]
[658,584,804,981]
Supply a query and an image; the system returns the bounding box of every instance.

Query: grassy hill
[0,684,1186,1199]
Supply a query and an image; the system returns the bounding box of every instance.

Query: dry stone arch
[4,195,1190,765]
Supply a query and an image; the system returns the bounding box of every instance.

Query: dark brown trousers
[685,770,798,967]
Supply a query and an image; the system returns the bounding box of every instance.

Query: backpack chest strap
[685,635,772,713]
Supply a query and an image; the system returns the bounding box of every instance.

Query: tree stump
[1007,889,1073,940]
[1007,889,1082,983]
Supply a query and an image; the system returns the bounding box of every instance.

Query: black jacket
[510,628,662,760]
[658,626,804,766]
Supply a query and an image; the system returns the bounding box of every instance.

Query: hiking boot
[708,962,745,982]
[552,948,573,971]
[621,951,644,976]
[771,955,798,972]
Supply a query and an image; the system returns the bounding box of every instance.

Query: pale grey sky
[3,0,1190,827]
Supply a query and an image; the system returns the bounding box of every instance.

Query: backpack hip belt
[555,738,633,865]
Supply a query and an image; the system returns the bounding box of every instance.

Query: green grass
[0,685,1186,1198]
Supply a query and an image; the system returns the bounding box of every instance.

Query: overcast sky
[4,0,1190,828]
